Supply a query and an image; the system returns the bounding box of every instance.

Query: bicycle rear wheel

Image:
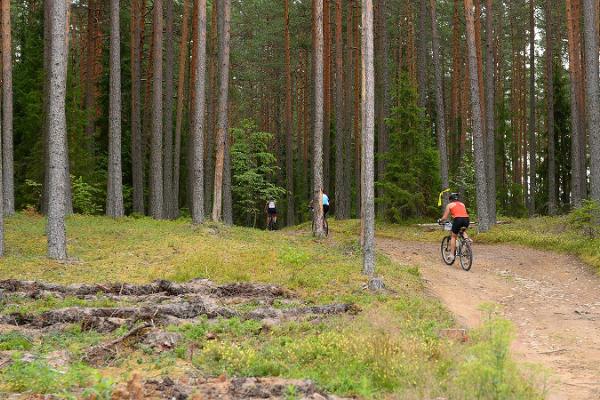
[441,236,454,265]
[459,240,473,271]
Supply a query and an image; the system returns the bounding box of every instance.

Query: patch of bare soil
[379,239,600,400]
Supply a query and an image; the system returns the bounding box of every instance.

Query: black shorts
[323,204,329,215]
[451,217,470,235]
[268,208,277,215]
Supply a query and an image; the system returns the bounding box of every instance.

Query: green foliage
[450,150,476,212]
[0,332,33,351]
[71,176,104,215]
[377,74,441,221]
[231,120,286,226]
[21,180,43,211]
[567,200,600,239]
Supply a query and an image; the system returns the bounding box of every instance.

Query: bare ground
[379,239,600,400]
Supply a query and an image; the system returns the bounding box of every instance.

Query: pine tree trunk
[149,0,164,219]
[1,0,14,216]
[163,0,175,218]
[464,0,490,231]
[416,0,428,109]
[312,0,326,237]
[583,0,600,201]
[545,0,556,214]
[429,0,449,201]
[106,0,124,218]
[284,0,295,225]
[361,0,376,276]
[205,0,218,215]
[323,0,331,192]
[47,0,69,260]
[42,0,51,215]
[174,0,191,219]
[85,0,99,146]
[131,0,144,215]
[191,0,207,224]
[353,1,361,214]
[485,0,496,222]
[528,0,536,215]
[334,0,347,220]
[566,0,585,206]
[343,0,354,219]
[212,0,231,223]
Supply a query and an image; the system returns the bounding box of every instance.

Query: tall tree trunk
[312,0,326,237]
[545,0,556,214]
[191,0,207,224]
[416,0,428,109]
[429,0,449,201]
[361,0,376,277]
[583,0,600,201]
[343,0,354,219]
[106,0,124,217]
[212,0,231,223]
[131,0,144,214]
[1,0,13,215]
[163,0,175,218]
[205,0,218,215]
[375,0,389,216]
[174,0,191,218]
[528,0,536,215]
[323,0,331,192]
[334,0,347,219]
[566,0,585,206]
[464,0,490,231]
[85,0,99,146]
[353,0,361,213]
[149,0,164,219]
[485,0,496,222]
[284,0,295,225]
[47,0,69,260]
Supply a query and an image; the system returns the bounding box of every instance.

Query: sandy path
[379,239,600,400]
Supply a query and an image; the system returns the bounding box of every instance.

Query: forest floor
[0,214,543,399]
[379,224,600,400]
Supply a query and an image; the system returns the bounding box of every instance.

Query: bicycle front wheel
[441,236,454,265]
[459,240,473,271]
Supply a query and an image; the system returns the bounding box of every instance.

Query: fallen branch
[83,323,152,365]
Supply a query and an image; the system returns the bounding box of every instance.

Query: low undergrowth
[0,214,544,398]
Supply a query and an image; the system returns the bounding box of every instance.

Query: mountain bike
[439,221,473,271]
[267,214,277,231]
[309,206,329,237]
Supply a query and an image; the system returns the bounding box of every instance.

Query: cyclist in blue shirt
[322,191,330,217]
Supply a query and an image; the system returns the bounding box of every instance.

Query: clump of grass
[0,332,33,351]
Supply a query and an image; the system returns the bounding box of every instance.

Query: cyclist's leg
[450,232,458,256]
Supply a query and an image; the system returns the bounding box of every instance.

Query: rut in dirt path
[379,239,600,400]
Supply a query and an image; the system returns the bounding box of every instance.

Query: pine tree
[2,0,14,215]
[150,0,164,219]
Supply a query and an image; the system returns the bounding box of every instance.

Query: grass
[0,213,544,398]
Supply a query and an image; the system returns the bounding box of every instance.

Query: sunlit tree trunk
[163,0,176,218]
[131,0,144,214]
[106,0,124,218]
[464,0,490,231]
[1,0,14,215]
[47,0,69,260]
[149,0,164,219]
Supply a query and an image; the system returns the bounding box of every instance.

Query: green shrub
[71,175,104,215]
[568,200,600,239]
[0,332,33,351]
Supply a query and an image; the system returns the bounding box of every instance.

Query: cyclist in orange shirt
[438,193,471,260]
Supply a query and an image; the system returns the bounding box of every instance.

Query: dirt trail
[379,239,600,400]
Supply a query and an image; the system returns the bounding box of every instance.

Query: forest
[0,0,600,398]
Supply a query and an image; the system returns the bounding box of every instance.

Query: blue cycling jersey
[323,194,329,206]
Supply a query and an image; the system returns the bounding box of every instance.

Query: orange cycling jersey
[449,201,469,218]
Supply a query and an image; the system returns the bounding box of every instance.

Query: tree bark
[106,0,124,218]
[149,0,164,219]
[323,0,331,192]
[284,0,295,225]
[464,0,490,231]
[1,0,14,215]
[566,0,585,206]
[429,0,449,202]
[131,0,144,214]
[545,0,556,214]
[163,0,176,218]
[191,0,207,224]
[47,0,69,260]
[485,0,496,222]
[334,0,347,220]
[416,0,428,109]
[205,0,218,216]
[312,0,326,237]
[583,0,600,201]
[212,0,231,223]
[528,0,536,215]
[174,0,191,219]
[361,0,376,275]
[342,0,354,219]
[375,0,389,216]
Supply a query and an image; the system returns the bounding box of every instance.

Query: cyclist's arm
[441,204,451,221]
